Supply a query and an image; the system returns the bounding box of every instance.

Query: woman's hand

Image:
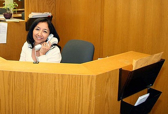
[39,41,51,55]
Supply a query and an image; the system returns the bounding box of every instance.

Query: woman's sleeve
[38,46,62,63]
[19,42,27,61]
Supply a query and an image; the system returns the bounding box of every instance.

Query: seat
[61,39,94,64]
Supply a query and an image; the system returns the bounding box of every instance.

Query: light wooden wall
[0,21,27,60]
[16,0,168,113]
[25,0,57,26]
[103,0,168,57]
[102,0,168,114]
[55,0,168,113]
[55,0,102,59]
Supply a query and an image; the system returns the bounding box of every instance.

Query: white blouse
[19,42,62,63]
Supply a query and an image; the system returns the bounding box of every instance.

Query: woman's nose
[38,30,42,36]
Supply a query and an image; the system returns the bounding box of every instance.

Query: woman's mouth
[36,36,43,40]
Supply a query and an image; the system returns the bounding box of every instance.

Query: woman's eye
[43,31,48,33]
[35,28,39,31]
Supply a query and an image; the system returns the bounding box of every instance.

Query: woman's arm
[19,42,28,61]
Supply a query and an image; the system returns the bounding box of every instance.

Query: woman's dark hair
[27,18,60,48]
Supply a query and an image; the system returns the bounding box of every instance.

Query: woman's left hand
[40,41,51,55]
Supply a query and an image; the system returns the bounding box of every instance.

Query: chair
[61,39,94,64]
[0,8,7,14]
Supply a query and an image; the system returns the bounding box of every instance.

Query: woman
[19,18,62,63]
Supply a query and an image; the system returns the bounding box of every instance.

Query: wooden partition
[102,1,168,113]
[24,0,57,26]
[0,51,150,114]
[0,21,27,60]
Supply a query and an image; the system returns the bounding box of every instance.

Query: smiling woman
[19,18,62,63]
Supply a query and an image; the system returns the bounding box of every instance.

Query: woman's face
[33,22,50,45]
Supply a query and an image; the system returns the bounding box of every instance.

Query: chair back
[61,39,94,64]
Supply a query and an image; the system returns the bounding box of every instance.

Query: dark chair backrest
[61,39,94,64]
[0,8,7,14]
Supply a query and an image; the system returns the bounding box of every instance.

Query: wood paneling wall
[0,21,27,60]
[17,0,168,113]
[103,0,168,56]
[25,0,56,28]
[55,0,102,59]
[102,1,168,114]
[55,0,168,113]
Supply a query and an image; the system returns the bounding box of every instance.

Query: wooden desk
[0,51,150,114]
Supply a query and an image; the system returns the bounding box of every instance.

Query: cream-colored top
[19,42,62,63]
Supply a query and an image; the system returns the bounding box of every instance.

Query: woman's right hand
[39,41,51,55]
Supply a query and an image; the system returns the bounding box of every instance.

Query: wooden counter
[0,51,150,114]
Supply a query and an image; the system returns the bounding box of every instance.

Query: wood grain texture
[95,70,120,114]
[0,72,96,114]
[55,0,102,59]
[2,0,168,113]
[102,0,167,57]
[0,51,148,114]
[0,21,27,60]
[25,0,56,29]
[102,0,168,113]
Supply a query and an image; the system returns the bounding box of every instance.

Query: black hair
[27,18,60,49]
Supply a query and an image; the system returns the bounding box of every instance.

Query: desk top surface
[0,51,149,75]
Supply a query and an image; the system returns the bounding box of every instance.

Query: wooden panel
[0,21,27,60]
[25,0,56,27]
[55,0,102,59]
[95,70,120,114]
[0,71,96,114]
[0,61,92,75]
[103,0,168,56]
[83,51,149,74]
[103,0,168,113]
[0,51,148,75]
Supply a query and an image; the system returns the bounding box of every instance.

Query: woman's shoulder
[46,45,61,55]
[22,42,32,48]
